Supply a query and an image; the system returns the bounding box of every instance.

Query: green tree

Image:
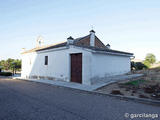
[0,59,21,73]
[143,53,156,68]
[14,59,21,73]
[145,53,156,64]
[0,60,10,70]
[6,58,14,70]
[143,60,151,68]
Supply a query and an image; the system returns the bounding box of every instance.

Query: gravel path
[0,78,160,120]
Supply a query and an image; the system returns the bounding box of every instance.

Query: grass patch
[125,80,145,86]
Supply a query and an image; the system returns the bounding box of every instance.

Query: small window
[45,56,48,65]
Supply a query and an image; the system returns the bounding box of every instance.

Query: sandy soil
[96,67,160,100]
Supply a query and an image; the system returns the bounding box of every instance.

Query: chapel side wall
[91,53,131,84]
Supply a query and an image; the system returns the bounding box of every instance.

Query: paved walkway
[14,74,143,91]
[0,78,159,120]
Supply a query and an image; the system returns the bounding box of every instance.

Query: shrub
[131,62,148,70]
[143,60,151,68]
[0,72,12,76]
[131,61,135,70]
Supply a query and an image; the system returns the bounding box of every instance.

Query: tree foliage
[0,58,21,71]
[145,53,156,64]
[143,53,156,68]
[143,60,151,68]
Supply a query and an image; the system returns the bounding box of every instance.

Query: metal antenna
[36,35,44,47]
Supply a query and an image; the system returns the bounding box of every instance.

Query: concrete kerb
[92,91,160,107]
[69,87,160,107]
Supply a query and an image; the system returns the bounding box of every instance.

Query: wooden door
[70,53,82,83]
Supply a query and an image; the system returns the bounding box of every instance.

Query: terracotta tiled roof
[74,44,133,55]
[22,35,90,54]
[21,41,66,54]
[22,35,133,56]
[73,35,90,43]
[37,42,67,51]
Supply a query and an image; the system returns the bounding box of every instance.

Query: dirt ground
[96,67,160,100]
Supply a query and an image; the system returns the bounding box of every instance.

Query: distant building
[21,30,133,85]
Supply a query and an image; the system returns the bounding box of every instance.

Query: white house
[21,30,133,85]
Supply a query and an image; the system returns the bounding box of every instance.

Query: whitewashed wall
[90,53,131,84]
[21,46,92,85]
[21,52,37,78]
[21,45,131,85]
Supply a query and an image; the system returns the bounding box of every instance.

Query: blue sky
[0,0,160,60]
